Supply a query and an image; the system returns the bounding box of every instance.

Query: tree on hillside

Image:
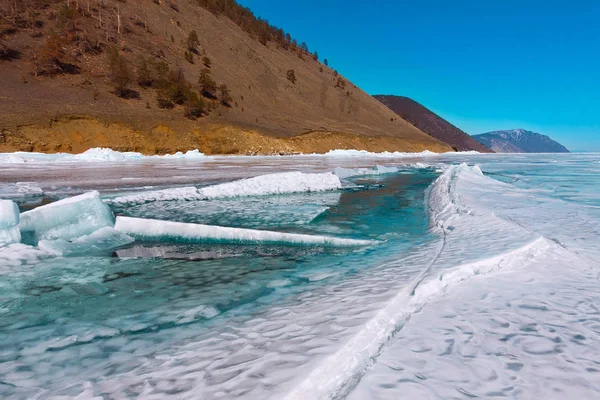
[184,91,206,119]
[187,30,200,53]
[324,59,329,67]
[137,56,155,87]
[219,84,232,106]
[106,46,133,97]
[313,51,318,61]
[286,69,296,84]
[198,68,217,98]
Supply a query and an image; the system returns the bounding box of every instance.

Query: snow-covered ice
[108,171,342,205]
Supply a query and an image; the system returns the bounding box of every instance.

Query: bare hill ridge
[0,0,452,155]
[374,95,492,153]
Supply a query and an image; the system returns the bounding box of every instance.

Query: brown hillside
[0,0,452,155]
[374,95,493,153]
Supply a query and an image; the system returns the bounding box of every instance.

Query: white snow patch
[324,149,440,157]
[0,148,206,163]
[114,216,375,247]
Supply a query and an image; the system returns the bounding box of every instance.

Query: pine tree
[219,84,232,106]
[137,56,154,87]
[106,46,131,97]
[198,68,217,98]
[187,30,200,53]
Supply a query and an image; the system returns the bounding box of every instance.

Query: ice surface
[114,216,375,247]
[108,171,341,205]
[1,153,598,400]
[38,227,134,256]
[0,182,43,199]
[19,191,115,245]
[119,192,339,229]
[334,165,399,179]
[0,243,48,271]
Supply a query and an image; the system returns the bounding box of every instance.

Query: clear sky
[238,0,600,151]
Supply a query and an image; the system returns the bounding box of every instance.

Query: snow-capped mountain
[472,129,569,153]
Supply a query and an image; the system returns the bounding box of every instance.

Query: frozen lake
[1,150,599,399]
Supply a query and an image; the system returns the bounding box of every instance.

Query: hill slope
[473,129,569,153]
[0,0,451,155]
[374,95,493,153]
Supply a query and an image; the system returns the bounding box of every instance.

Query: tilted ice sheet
[19,191,115,245]
[197,171,342,198]
[114,216,375,247]
[0,200,20,246]
[0,200,20,228]
[108,171,342,205]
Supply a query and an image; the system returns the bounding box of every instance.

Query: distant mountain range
[374,95,493,152]
[473,129,569,153]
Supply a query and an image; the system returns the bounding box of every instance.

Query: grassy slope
[0,0,452,154]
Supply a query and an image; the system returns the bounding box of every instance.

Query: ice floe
[0,200,21,246]
[20,191,115,245]
[114,216,375,247]
[38,227,134,256]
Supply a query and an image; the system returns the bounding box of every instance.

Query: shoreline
[0,117,453,156]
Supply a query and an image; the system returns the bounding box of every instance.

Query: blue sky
[238,0,600,151]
